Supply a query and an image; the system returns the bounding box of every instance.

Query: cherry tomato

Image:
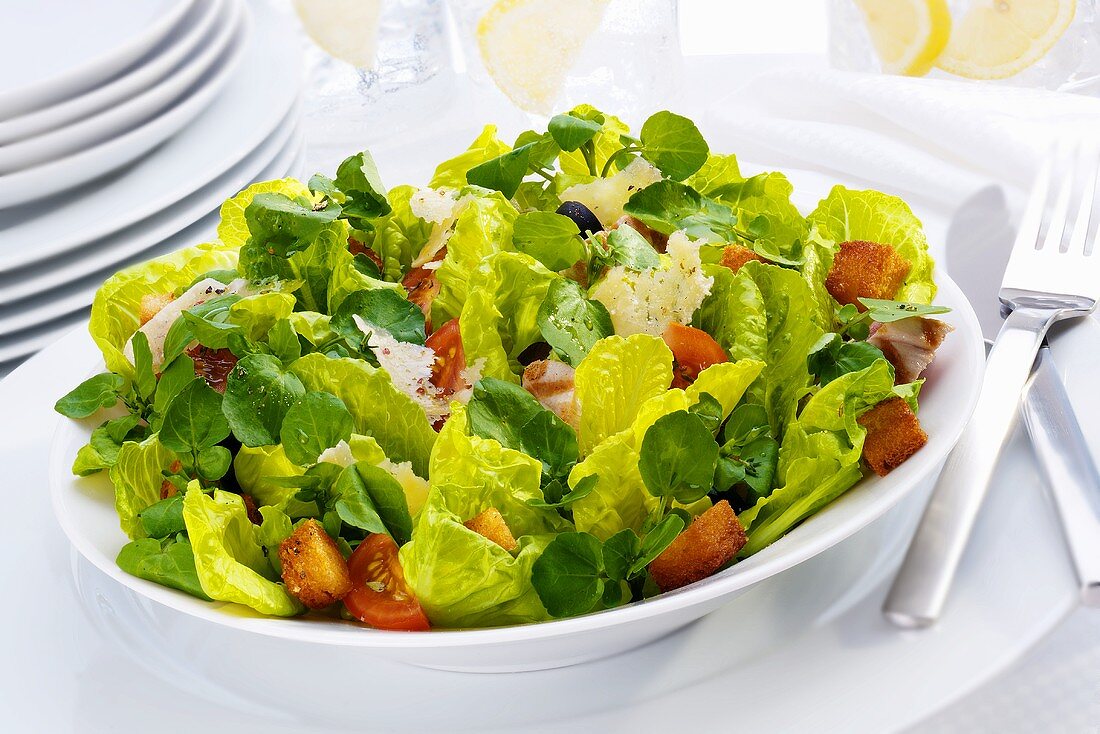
[425,318,466,395]
[344,534,430,632]
[662,323,729,389]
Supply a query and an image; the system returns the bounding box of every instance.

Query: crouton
[464,507,518,552]
[139,292,173,326]
[648,500,747,592]
[825,240,911,309]
[719,244,765,273]
[858,397,928,476]
[279,520,353,609]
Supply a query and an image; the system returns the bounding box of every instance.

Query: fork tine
[1016,144,1055,253]
[1067,138,1099,257]
[1040,137,1078,252]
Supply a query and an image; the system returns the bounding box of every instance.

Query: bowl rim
[49,270,985,649]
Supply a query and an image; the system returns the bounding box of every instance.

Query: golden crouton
[279,520,353,609]
[719,244,765,273]
[858,397,928,476]
[648,500,746,592]
[139,292,174,326]
[464,507,518,552]
[825,240,911,309]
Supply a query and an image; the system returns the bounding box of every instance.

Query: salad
[56,106,952,630]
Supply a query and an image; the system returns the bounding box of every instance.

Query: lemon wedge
[476,0,610,114]
[854,0,951,76]
[293,0,383,68]
[935,0,1076,79]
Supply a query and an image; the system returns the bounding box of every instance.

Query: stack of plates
[0,1,304,370]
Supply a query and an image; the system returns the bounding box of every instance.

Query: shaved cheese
[590,231,713,337]
[317,440,356,468]
[379,458,430,514]
[353,315,451,422]
[559,157,662,226]
[409,187,459,224]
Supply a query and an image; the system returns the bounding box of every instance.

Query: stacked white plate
[0,1,304,370]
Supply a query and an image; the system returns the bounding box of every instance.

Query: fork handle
[883,305,1061,628]
[1022,347,1100,607]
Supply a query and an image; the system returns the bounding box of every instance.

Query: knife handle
[883,305,1060,628]
[1022,347,1100,607]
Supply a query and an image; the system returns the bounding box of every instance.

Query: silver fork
[884,139,1100,628]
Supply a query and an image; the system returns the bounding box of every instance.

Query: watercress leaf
[54,372,124,418]
[181,310,243,350]
[530,531,605,618]
[631,513,687,576]
[548,114,602,152]
[466,143,534,199]
[639,410,719,504]
[713,455,746,493]
[740,435,779,497]
[331,287,426,345]
[807,333,886,386]
[526,473,599,509]
[116,537,211,601]
[721,403,771,448]
[688,392,724,436]
[307,173,343,203]
[858,298,952,323]
[623,180,737,242]
[334,462,413,544]
[638,111,709,181]
[536,278,615,367]
[196,445,232,481]
[334,150,391,226]
[515,129,561,170]
[467,377,579,480]
[267,318,302,365]
[153,354,196,421]
[279,391,355,465]
[602,528,641,582]
[223,354,307,447]
[159,378,230,453]
[138,494,186,539]
[512,211,586,271]
[599,224,660,271]
[131,331,156,400]
[244,193,340,258]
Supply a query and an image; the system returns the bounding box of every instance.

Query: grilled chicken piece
[868,317,953,384]
[521,359,579,430]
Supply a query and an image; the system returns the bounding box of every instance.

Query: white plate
[0,0,227,146]
[0,13,248,209]
[0,1,242,173]
[0,123,303,336]
[0,323,1076,732]
[0,7,301,273]
[48,270,984,672]
[0,0,195,118]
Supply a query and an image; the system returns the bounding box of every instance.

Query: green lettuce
[739,359,895,555]
[289,354,437,476]
[428,125,512,190]
[109,435,177,539]
[182,488,303,616]
[459,252,557,382]
[557,105,630,177]
[686,153,743,196]
[227,292,295,342]
[232,444,312,515]
[367,184,434,280]
[806,186,937,303]
[710,171,807,262]
[398,406,565,627]
[574,334,673,454]
[90,241,238,377]
[431,191,519,324]
[694,264,768,363]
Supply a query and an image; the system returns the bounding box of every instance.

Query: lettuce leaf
[398,406,564,627]
[694,264,768,363]
[90,241,238,377]
[557,105,631,177]
[739,359,895,555]
[428,125,512,190]
[574,334,673,455]
[709,171,807,262]
[686,153,743,196]
[431,191,519,324]
[289,354,437,477]
[227,292,296,342]
[182,488,303,616]
[459,252,557,382]
[108,435,177,539]
[806,186,937,304]
[232,444,314,515]
[367,184,434,280]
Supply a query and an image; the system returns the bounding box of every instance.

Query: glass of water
[828,0,1100,93]
[447,0,682,126]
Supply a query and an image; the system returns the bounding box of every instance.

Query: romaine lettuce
[428,125,512,190]
[109,435,177,539]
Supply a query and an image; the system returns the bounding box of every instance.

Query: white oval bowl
[49,272,984,672]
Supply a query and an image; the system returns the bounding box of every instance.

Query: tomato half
[425,317,466,395]
[662,323,729,389]
[344,534,430,632]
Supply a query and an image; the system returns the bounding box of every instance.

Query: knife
[1022,346,1100,607]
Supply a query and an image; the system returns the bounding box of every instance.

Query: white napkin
[700,67,1100,211]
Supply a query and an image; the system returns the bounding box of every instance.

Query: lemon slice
[293,0,383,68]
[855,0,952,76]
[935,0,1076,79]
[477,0,610,114]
